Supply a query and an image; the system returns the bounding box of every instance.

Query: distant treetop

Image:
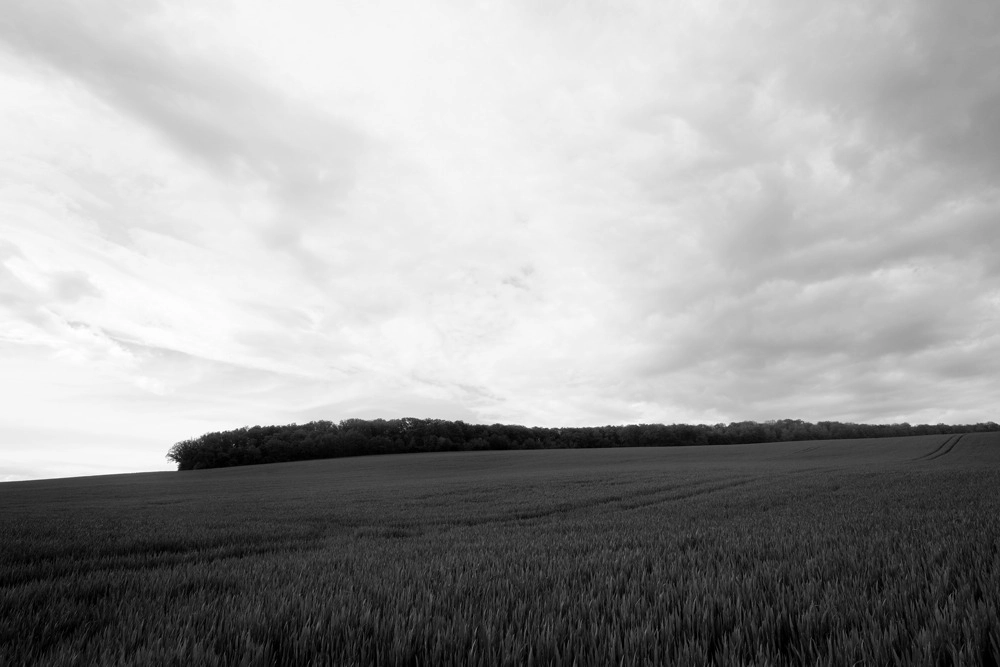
[166,418,1000,471]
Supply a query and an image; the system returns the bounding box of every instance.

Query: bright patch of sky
[2,0,999,480]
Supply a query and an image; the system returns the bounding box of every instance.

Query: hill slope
[2,433,999,665]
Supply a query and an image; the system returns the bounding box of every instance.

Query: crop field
[2,433,999,666]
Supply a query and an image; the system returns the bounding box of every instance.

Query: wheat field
[2,433,999,665]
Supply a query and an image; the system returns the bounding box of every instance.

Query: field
[2,433,999,666]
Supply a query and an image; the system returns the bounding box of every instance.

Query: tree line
[166,418,1000,471]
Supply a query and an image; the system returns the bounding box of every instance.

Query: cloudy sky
[2,0,999,481]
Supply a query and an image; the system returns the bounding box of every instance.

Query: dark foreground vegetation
[166,417,1000,470]
[3,433,1000,665]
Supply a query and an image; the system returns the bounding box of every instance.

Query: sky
[2,0,999,481]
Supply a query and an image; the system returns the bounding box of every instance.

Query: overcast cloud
[2,0,998,480]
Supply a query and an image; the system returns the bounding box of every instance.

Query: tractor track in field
[927,433,965,460]
[914,434,965,462]
[433,475,764,529]
[620,476,761,511]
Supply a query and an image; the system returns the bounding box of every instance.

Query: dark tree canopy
[166,418,1000,471]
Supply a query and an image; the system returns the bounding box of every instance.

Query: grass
[2,433,999,665]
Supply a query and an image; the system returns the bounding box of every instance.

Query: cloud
[2,0,999,479]
[779,1,1000,185]
[1,243,100,339]
[0,0,367,274]
[50,270,101,303]
[565,0,1000,426]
